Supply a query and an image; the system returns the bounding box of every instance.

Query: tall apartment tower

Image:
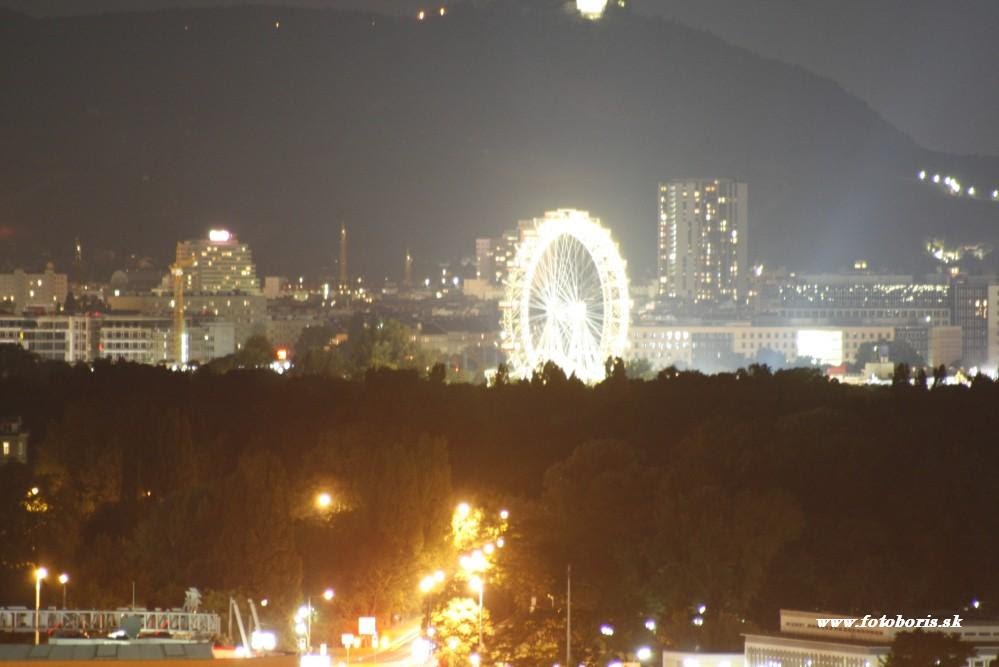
[175,229,260,294]
[658,179,748,306]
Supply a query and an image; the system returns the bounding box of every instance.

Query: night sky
[2,0,998,279]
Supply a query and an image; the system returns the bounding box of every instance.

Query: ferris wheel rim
[502,209,630,383]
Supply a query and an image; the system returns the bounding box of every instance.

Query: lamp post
[34,567,48,645]
[58,574,69,610]
[302,588,334,653]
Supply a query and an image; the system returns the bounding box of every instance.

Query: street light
[34,567,48,645]
[298,588,335,653]
[316,492,332,510]
[58,573,69,610]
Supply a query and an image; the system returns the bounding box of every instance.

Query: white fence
[0,607,221,637]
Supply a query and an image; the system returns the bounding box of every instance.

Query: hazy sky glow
[3,0,998,156]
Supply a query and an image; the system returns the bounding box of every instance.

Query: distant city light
[918,170,926,180]
[933,173,941,183]
[600,624,614,636]
[417,10,426,21]
[323,588,335,601]
[645,618,656,631]
[208,229,232,242]
[316,492,332,509]
[636,646,653,661]
[576,0,608,19]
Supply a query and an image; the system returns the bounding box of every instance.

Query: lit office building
[108,293,266,347]
[629,323,961,371]
[0,418,29,466]
[953,277,992,367]
[0,265,68,314]
[772,274,952,325]
[658,179,748,306]
[176,229,260,294]
[743,609,999,667]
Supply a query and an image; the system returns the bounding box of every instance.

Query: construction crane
[227,597,251,656]
[170,247,193,364]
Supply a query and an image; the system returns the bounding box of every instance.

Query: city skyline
[2,3,999,281]
[6,4,999,667]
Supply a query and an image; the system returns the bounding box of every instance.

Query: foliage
[430,596,492,665]
[3,357,999,659]
[883,631,974,667]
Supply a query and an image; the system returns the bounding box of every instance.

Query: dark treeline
[1,347,998,661]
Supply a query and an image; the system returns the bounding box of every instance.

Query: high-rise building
[658,179,748,306]
[176,229,260,294]
[952,277,991,367]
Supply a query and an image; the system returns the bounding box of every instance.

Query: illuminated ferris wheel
[501,209,630,384]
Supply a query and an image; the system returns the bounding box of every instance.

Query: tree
[237,335,276,367]
[493,362,510,387]
[431,596,492,665]
[603,356,626,382]
[625,357,654,380]
[531,361,567,387]
[883,631,974,667]
[854,338,924,371]
[892,363,911,388]
[294,324,337,355]
[429,362,447,384]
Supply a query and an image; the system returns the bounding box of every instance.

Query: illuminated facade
[176,230,260,294]
[658,179,748,306]
[954,278,992,367]
[630,324,896,369]
[743,609,999,667]
[0,418,29,466]
[109,293,266,346]
[0,265,68,314]
[475,227,522,286]
[628,323,963,370]
[772,274,952,325]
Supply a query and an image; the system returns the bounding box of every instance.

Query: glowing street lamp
[58,573,69,609]
[636,646,653,662]
[34,567,47,645]
[316,492,332,510]
[298,588,335,653]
